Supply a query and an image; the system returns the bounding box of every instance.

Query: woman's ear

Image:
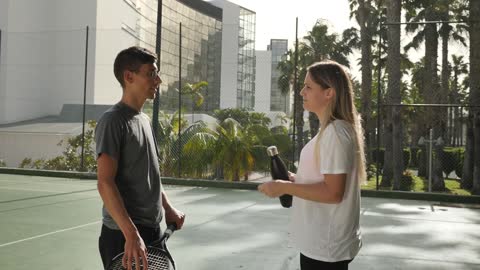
[326,88,336,100]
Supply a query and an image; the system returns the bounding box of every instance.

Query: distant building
[208,0,256,110]
[254,50,271,113]
[268,39,289,114]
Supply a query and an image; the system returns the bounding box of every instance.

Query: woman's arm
[258,174,347,204]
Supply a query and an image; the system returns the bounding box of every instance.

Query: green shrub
[366,163,377,181]
[399,170,416,191]
[0,159,6,167]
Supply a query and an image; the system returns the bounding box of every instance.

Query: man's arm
[161,189,186,229]
[97,153,147,270]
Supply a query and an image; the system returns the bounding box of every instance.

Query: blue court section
[1,173,479,269]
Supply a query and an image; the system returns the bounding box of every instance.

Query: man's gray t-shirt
[95,102,162,229]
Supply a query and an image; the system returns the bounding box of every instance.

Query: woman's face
[300,72,334,115]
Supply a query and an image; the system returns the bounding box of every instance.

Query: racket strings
[108,249,173,270]
[148,249,173,269]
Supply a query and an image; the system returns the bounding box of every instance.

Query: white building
[0,0,161,125]
[254,50,271,113]
[208,0,256,110]
[0,0,259,167]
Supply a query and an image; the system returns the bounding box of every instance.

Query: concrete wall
[0,132,75,167]
[0,0,97,124]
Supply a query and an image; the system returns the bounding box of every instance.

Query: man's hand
[164,206,186,230]
[122,231,148,270]
[258,180,291,198]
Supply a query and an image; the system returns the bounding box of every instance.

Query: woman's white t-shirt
[290,120,361,262]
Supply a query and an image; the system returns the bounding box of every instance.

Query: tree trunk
[386,0,403,190]
[358,0,374,163]
[294,83,304,160]
[470,0,480,194]
[381,119,393,187]
[424,5,445,191]
[308,112,319,138]
[461,114,474,189]
[472,112,480,194]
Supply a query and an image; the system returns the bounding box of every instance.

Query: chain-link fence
[1,2,478,195]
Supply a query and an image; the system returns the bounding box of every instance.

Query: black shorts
[98,224,162,269]
[300,253,353,270]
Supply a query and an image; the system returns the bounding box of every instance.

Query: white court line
[0,186,59,193]
[0,220,101,248]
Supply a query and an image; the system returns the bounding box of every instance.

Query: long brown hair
[308,60,366,183]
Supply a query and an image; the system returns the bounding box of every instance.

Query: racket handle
[164,223,177,238]
[167,223,177,231]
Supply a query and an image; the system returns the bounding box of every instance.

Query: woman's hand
[258,180,291,198]
[288,171,296,182]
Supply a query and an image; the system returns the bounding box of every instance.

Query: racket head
[107,224,177,270]
[108,247,175,270]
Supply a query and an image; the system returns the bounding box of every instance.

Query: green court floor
[1,173,479,269]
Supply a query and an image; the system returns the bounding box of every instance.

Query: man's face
[128,63,162,100]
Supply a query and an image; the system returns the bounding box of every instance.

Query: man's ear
[124,70,134,85]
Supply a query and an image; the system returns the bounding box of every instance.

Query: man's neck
[120,90,146,112]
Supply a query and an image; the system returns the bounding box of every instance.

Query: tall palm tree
[349,0,382,162]
[467,0,480,194]
[386,0,403,190]
[277,44,309,158]
[404,0,446,190]
[303,20,354,137]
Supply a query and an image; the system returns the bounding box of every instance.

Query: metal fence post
[80,26,89,172]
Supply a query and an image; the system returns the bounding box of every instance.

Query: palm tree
[404,0,447,190]
[277,45,309,158]
[349,0,382,162]
[179,81,208,123]
[156,111,188,177]
[213,118,255,181]
[302,20,354,137]
[466,0,480,194]
[385,0,403,190]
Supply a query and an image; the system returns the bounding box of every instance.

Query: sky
[227,0,356,50]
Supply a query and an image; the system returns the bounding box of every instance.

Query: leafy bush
[19,121,97,172]
[366,163,377,181]
[399,170,416,191]
[0,159,6,167]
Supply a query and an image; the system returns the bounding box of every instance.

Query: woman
[258,60,366,270]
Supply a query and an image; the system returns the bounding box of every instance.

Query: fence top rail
[382,103,480,108]
[383,20,470,26]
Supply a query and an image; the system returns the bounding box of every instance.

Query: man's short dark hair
[113,46,157,88]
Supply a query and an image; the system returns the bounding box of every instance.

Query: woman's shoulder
[323,120,354,142]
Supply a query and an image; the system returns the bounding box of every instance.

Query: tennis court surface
[1,173,479,270]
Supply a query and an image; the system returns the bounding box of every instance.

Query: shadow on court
[0,173,479,270]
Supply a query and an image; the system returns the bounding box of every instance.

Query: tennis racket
[107,224,177,270]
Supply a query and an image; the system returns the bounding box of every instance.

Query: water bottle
[267,146,292,208]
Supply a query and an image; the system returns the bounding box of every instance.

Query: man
[95,46,185,270]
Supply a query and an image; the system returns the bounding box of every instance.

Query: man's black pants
[300,253,353,270]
